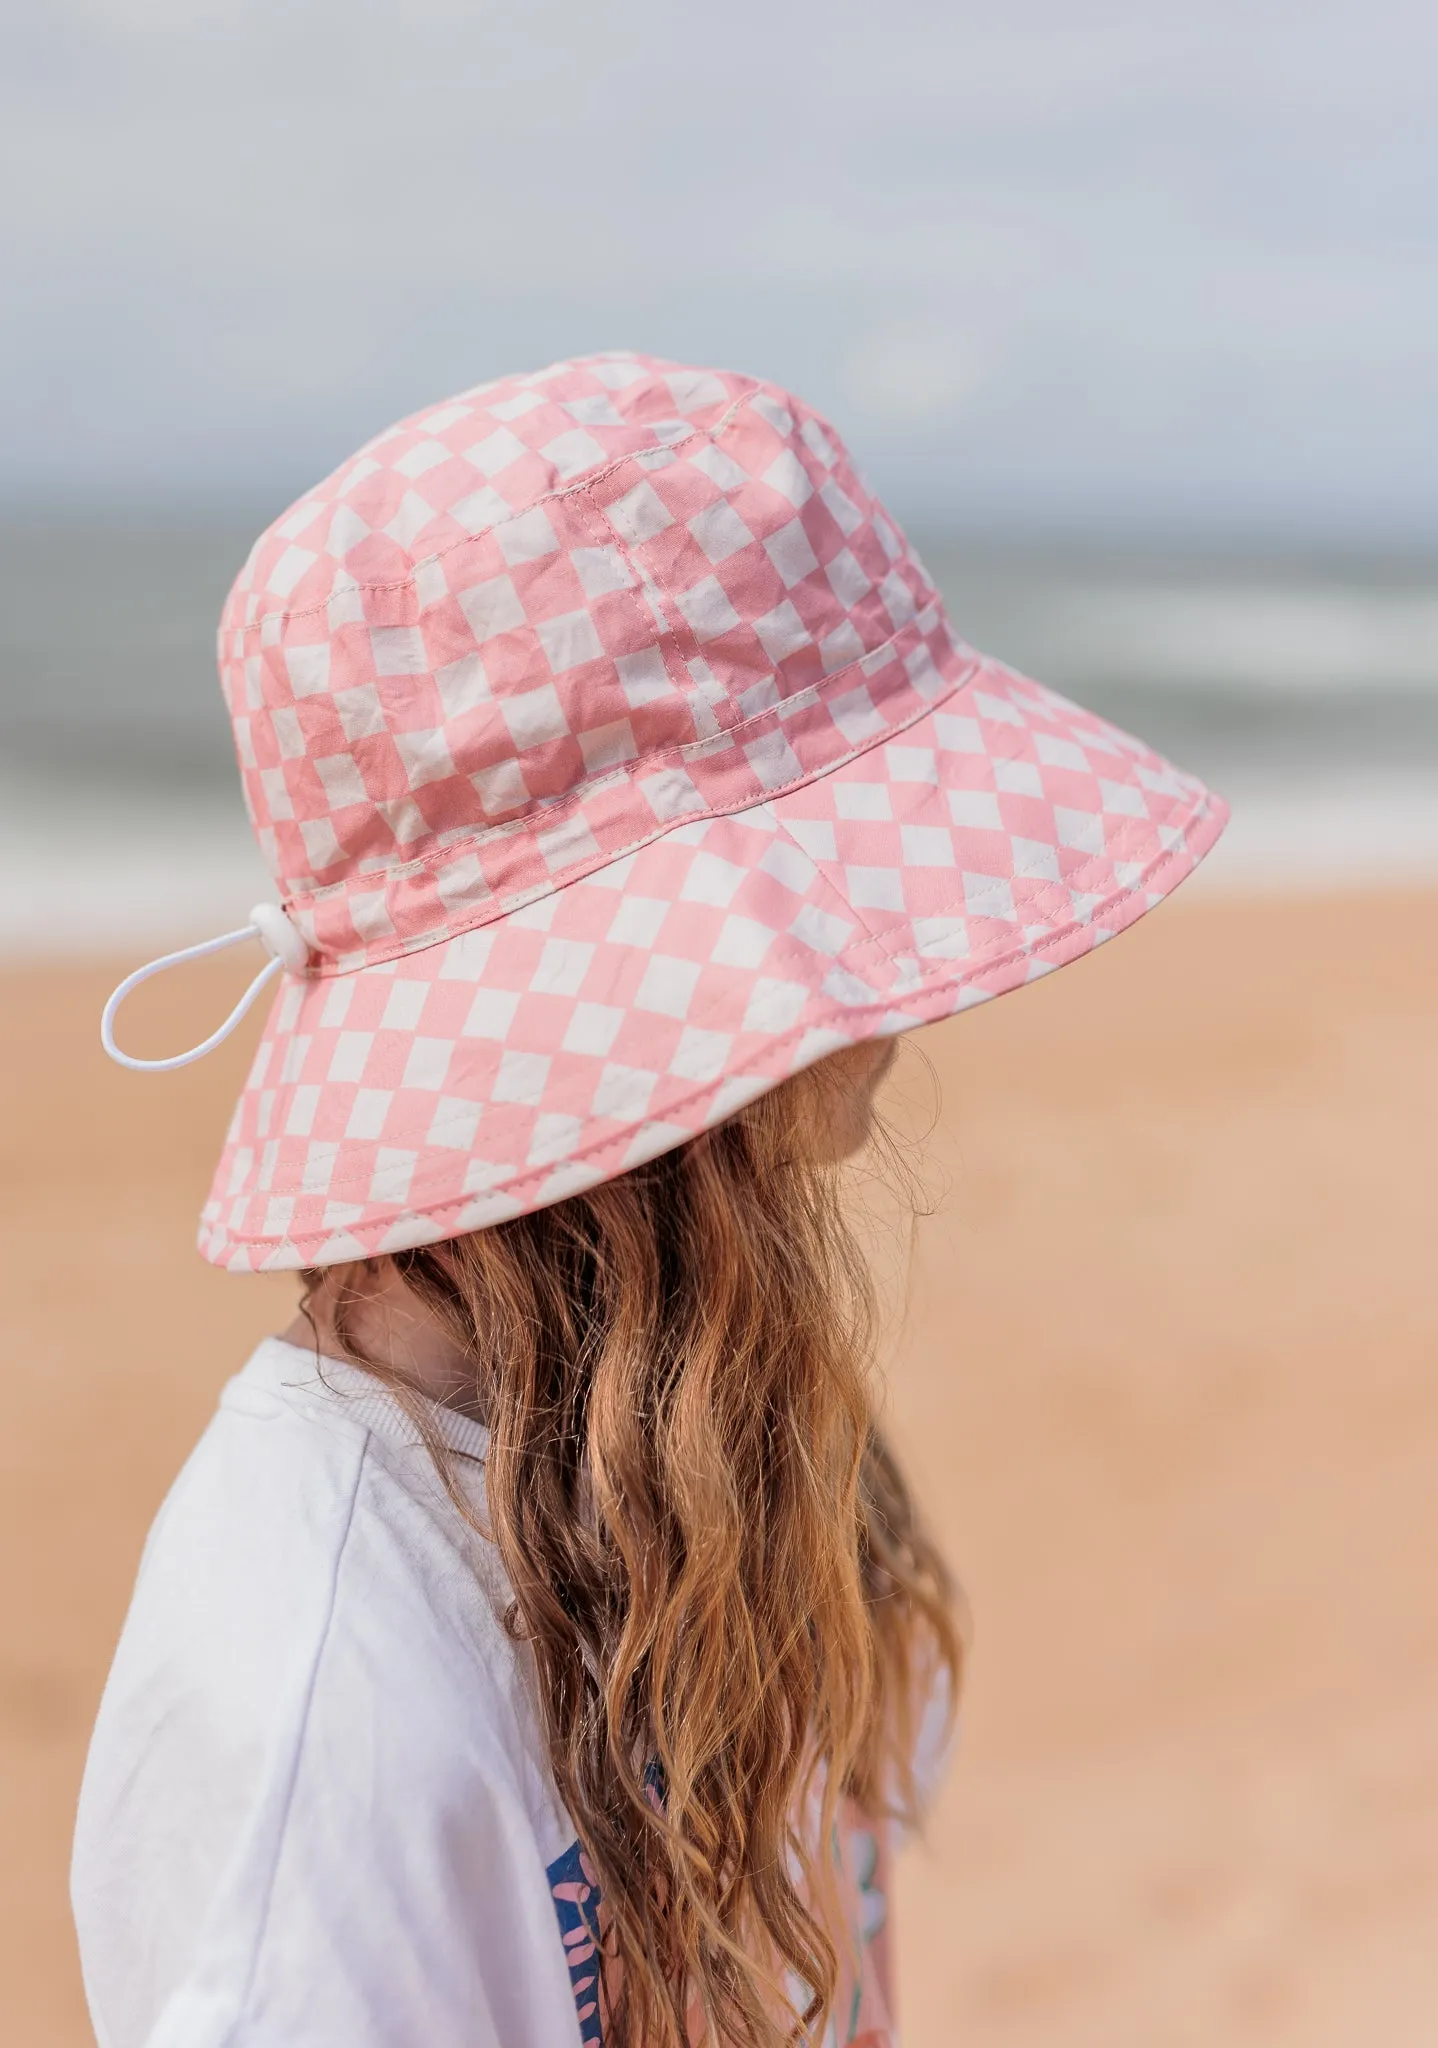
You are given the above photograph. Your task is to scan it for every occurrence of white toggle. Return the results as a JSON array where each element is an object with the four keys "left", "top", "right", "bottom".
[
  {"left": 250, "top": 901, "right": 309, "bottom": 972},
  {"left": 100, "top": 905, "right": 309, "bottom": 1073}
]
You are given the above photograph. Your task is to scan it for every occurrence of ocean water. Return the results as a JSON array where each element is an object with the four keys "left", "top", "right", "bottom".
[{"left": 1, "top": 518, "right": 1434, "bottom": 952}]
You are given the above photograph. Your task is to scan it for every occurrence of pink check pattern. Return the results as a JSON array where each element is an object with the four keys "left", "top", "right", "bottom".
[{"left": 201, "top": 354, "right": 1226, "bottom": 1270}]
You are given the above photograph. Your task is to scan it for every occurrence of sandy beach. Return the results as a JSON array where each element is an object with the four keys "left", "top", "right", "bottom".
[{"left": 3, "top": 886, "right": 1435, "bottom": 2046}]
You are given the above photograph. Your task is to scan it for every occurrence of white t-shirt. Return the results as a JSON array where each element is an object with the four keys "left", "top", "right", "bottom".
[{"left": 73, "top": 1338, "right": 914, "bottom": 2047}]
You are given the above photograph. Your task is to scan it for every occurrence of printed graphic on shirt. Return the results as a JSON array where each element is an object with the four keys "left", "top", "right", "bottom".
[
  {"left": 546, "top": 1837, "right": 605, "bottom": 2044},
  {"left": 544, "top": 1807, "right": 895, "bottom": 2046}
]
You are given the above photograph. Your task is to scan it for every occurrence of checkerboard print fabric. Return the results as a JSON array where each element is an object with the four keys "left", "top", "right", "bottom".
[{"left": 201, "top": 353, "right": 1226, "bottom": 1270}]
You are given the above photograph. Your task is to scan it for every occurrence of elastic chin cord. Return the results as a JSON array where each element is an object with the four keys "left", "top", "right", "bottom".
[{"left": 100, "top": 904, "right": 308, "bottom": 1073}]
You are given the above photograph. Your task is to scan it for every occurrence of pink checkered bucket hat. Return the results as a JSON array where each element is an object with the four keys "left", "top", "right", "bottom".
[{"left": 101, "top": 354, "right": 1227, "bottom": 1273}]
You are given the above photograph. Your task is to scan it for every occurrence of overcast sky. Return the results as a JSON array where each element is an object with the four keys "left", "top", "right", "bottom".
[{"left": 6, "top": 0, "right": 1436, "bottom": 538}]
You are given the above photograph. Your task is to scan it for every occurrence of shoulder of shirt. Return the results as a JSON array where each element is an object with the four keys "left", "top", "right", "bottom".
[
  {"left": 177, "top": 1335, "right": 506, "bottom": 1617},
  {"left": 220, "top": 1333, "right": 491, "bottom": 1462},
  {"left": 129, "top": 1337, "right": 560, "bottom": 1821}
]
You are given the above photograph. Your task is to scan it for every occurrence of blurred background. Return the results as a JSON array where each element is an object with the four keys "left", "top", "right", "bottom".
[{"left": 2, "top": 1, "right": 1434, "bottom": 2042}]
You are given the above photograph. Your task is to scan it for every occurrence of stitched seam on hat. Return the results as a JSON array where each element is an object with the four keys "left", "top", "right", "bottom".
[
  {"left": 226, "top": 788, "right": 1224, "bottom": 1228},
  {"left": 763, "top": 731, "right": 1206, "bottom": 970},
  {"left": 286, "top": 614, "right": 967, "bottom": 928},
  {"left": 813, "top": 786, "right": 1219, "bottom": 978},
  {"left": 575, "top": 473, "right": 710, "bottom": 737},
  {"left": 589, "top": 469, "right": 726, "bottom": 687},
  {"left": 294, "top": 652, "right": 986, "bottom": 975},
  {"left": 278, "top": 597, "right": 951, "bottom": 928}
]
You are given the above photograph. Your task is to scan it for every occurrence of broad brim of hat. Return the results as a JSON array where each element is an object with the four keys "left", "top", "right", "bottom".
[{"left": 201, "top": 657, "right": 1227, "bottom": 1272}]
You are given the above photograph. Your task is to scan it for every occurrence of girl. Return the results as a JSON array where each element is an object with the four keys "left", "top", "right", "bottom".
[{"left": 78, "top": 353, "right": 1226, "bottom": 2047}]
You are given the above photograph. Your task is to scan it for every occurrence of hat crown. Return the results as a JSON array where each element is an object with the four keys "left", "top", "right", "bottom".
[{"left": 221, "top": 354, "right": 957, "bottom": 972}]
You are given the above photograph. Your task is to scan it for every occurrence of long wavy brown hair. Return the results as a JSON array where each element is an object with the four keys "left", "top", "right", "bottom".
[{"left": 317, "top": 1054, "right": 960, "bottom": 2046}]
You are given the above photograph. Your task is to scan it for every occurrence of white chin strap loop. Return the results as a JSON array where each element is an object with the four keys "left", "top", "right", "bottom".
[{"left": 100, "top": 905, "right": 308, "bottom": 1073}]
